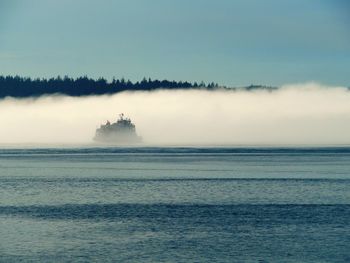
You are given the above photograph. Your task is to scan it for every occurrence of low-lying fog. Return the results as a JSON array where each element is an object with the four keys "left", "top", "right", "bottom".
[{"left": 0, "top": 83, "right": 350, "bottom": 146}]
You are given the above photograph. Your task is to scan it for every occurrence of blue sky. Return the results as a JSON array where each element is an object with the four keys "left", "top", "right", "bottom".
[{"left": 0, "top": 0, "right": 349, "bottom": 86}]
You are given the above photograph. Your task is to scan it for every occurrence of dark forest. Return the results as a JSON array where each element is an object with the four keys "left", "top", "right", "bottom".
[{"left": 0, "top": 75, "right": 221, "bottom": 98}]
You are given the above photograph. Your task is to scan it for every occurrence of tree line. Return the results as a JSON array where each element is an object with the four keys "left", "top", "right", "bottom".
[{"left": 0, "top": 75, "right": 220, "bottom": 98}]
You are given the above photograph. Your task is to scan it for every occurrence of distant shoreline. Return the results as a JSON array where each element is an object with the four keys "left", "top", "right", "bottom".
[{"left": 0, "top": 75, "right": 276, "bottom": 99}]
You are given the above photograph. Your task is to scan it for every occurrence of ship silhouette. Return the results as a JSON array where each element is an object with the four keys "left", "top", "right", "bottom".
[{"left": 94, "top": 113, "right": 142, "bottom": 144}]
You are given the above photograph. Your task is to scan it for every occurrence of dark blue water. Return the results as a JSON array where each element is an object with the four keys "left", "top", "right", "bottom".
[{"left": 0, "top": 147, "right": 349, "bottom": 262}]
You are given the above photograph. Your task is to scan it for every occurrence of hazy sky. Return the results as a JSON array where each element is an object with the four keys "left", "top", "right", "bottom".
[{"left": 0, "top": 0, "right": 349, "bottom": 86}]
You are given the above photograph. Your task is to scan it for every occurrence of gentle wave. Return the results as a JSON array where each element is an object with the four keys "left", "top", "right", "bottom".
[{"left": 1, "top": 146, "right": 350, "bottom": 156}]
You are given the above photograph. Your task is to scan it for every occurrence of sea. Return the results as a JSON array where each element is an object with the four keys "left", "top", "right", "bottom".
[{"left": 0, "top": 146, "right": 349, "bottom": 262}]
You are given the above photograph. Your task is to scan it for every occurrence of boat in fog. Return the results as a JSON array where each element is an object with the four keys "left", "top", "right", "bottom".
[{"left": 94, "top": 113, "right": 142, "bottom": 144}]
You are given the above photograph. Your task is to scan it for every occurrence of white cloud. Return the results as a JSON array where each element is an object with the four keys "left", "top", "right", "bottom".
[{"left": 0, "top": 83, "right": 349, "bottom": 145}]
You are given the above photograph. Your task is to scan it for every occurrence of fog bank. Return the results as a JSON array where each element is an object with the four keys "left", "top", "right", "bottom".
[{"left": 0, "top": 83, "right": 350, "bottom": 145}]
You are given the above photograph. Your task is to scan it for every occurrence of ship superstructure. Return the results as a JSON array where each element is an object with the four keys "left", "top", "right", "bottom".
[{"left": 94, "top": 113, "right": 142, "bottom": 143}]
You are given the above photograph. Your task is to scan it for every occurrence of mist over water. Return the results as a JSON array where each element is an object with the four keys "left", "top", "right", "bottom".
[{"left": 0, "top": 83, "right": 350, "bottom": 145}]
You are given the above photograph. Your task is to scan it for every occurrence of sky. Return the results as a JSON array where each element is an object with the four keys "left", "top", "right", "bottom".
[{"left": 0, "top": 0, "right": 349, "bottom": 86}]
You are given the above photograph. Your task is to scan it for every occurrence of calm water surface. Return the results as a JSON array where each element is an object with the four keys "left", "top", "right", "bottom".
[{"left": 0, "top": 147, "right": 349, "bottom": 262}]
